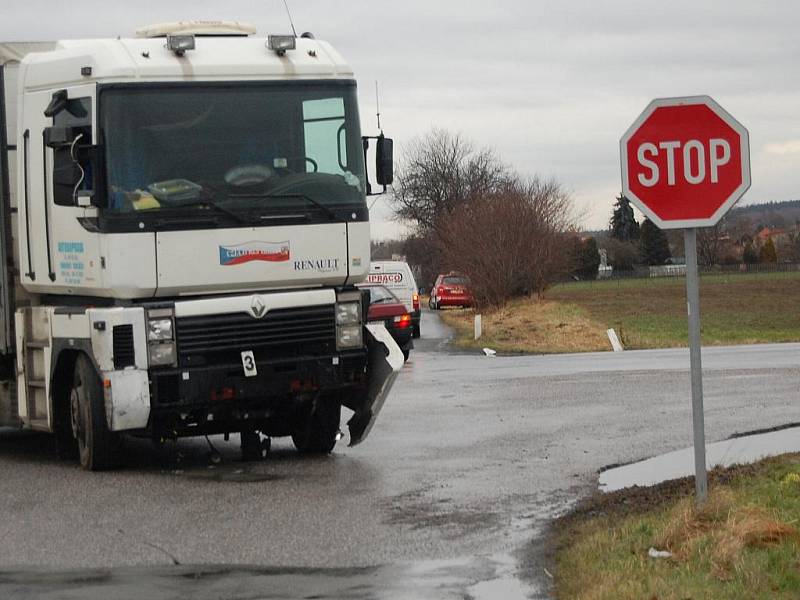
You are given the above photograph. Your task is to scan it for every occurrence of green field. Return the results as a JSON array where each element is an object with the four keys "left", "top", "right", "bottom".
[
  {"left": 439, "top": 271, "right": 800, "bottom": 353},
  {"left": 547, "top": 271, "right": 800, "bottom": 349},
  {"left": 553, "top": 454, "right": 800, "bottom": 600}
]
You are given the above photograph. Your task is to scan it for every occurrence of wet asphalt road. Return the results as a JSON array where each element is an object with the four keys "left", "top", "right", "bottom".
[{"left": 1, "top": 309, "right": 799, "bottom": 599}]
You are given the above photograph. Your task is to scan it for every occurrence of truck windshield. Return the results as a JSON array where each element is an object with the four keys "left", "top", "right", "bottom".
[{"left": 100, "top": 82, "right": 366, "bottom": 217}]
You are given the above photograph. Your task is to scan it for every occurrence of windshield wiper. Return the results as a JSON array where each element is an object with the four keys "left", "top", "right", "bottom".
[
  {"left": 173, "top": 200, "right": 251, "bottom": 224},
  {"left": 228, "top": 193, "right": 341, "bottom": 222}
]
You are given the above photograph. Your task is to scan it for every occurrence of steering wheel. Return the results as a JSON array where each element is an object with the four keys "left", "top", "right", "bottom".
[
  {"left": 304, "top": 157, "right": 318, "bottom": 173},
  {"left": 224, "top": 164, "right": 274, "bottom": 187}
]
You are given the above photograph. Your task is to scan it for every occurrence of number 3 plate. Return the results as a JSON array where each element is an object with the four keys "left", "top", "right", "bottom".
[{"left": 241, "top": 350, "right": 257, "bottom": 377}]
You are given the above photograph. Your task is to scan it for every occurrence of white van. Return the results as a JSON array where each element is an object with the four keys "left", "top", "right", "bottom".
[{"left": 366, "top": 261, "right": 421, "bottom": 337}]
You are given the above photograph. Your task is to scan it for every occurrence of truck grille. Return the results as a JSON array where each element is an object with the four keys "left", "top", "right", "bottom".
[{"left": 174, "top": 305, "right": 336, "bottom": 366}]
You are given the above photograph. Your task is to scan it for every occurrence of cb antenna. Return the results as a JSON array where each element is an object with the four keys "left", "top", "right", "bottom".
[
  {"left": 281, "top": 0, "right": 298, "bottom": 37},
  {"left": 375, "top": 80, "right": 382, "bottom": 133}
]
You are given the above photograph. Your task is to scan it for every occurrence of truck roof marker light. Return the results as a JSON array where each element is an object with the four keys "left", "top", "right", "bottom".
[
  {"left": 267, "top": 35, "right": 296, "bottom": 56},
  {"left": 167, "top": 34, "right": 195, "bottom": 56},
  {"left": 137, "top": 21, "right": 257, "bottom": 38}
]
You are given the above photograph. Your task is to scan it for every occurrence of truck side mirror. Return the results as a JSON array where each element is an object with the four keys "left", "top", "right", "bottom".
[
  {"left": 376, "top": 135, "right": 394, "bottom": 186},
  {"left": 44, "top": 125, "right": 74, "bottom": 149},
  {"left": 44, "top": 125, "right": 104, "bottom": 207},
  {"left": 362, "top": 133, "right": 394, "bottom": 195},
  {"left": 43, "top": 89, "right": 68, "bottom": 118},
  {"left": 52, "top": 148, "right": 83, "bottom": 206}
]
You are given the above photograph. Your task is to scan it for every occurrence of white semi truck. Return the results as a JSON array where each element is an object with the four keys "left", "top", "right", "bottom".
[{"left": 0, "top": 22, "right": 403, "bottom": 470}]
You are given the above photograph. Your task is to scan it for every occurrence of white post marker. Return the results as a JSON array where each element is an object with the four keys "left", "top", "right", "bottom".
[
  {"left": 474, "top": 314, "right": 482, "bottom": 340},
  {"left": 620, "top": 96, "right": 750, "bottom": 505},
  {"left": 607, "top": 329, "right": 624, "bottom": 352}
]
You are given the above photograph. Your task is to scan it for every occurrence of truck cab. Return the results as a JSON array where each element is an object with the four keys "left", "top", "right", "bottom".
[{"left": 0, "top": 22, "right": 402, "bottom": 469}]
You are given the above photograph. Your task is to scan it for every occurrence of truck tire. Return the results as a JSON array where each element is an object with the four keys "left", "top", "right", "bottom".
[
  {"left": 70, "top": 354, "right": 116, "bottom": 471},
  {"left": 291, "top": 395, "right": 341, "bottom": 454}
]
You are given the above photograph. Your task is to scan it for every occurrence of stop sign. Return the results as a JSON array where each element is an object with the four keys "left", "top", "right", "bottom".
[{"left": 620, "top": 96, "right": 750, "bottom": 229}]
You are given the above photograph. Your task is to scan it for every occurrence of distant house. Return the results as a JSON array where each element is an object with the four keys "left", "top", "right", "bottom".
[{"left": 756, "top": 227, "right": 790, "bottom": 244}]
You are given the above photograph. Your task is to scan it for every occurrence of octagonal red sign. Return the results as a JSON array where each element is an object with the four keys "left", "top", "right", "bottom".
[{"left": 620, "top": 96, "right": 750, "bottom": 229}]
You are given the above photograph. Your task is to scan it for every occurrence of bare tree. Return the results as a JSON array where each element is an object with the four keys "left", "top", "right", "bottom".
[
  {"left": 393, "top": 129, "right": 509, "bottom": 234},
  {"left": 401, "top": 232, "right": 441, "bottom": 292},
  {"left": 781, "top": 232, "right": 800, "bottom": 262},
  {"left": 370, "top": 239, "right": 406, "bottom": 260},
  {"left": 696, "top": 223, "right": 724, "bottom": 266},
  {"left": 437, "top": 177, "right": 576, "bottom": 308}
]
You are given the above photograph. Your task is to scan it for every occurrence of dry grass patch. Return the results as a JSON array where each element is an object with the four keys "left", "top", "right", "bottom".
[
  {"left": 655, "top": 489, "right": 798, "bottom": 580},
  {"left": 552, "top": 454, "right": 800, "bottom": 600},
  {"left": 436, "top": 272, "right": 800, "bottom": 354},
  {"left": 438, "top": 297, "right": 609, "bottom": 354}
]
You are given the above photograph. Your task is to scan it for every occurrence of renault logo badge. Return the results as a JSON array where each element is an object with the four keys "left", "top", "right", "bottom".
[{"left": 250, "top": 296, "right": 267, "bottom": 318}]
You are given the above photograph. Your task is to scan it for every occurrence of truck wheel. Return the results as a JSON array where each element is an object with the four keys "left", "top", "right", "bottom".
[
  {"left": 54, "top": 422, "right": 78, "bottom": 460},
  {"left": 291, "top": 395, "right": 341, "bottom": 454},
  {"left": 70, "top": 354, "right": 116, "bottom": 471}
]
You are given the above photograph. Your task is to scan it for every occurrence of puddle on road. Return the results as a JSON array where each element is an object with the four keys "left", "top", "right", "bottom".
[
  {"left": 183, "top": 467, "right": 287, "bottom": 483},
  {"left": 600, "top": 425, "right": 800, "bottom": 492},
  {"left": 0, "top": 557, "right": 543, "bottom": 600},
  {"left": 0, "top": 513, "right": 566, "bottom": 600},
  {"left": 466, "top": 552, "right": 538, "bottom": 600}
]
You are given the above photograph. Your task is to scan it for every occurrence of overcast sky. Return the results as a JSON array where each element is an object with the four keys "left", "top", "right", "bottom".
[{"left": 2, "top": 0, "right": 798, "bottom": 238}]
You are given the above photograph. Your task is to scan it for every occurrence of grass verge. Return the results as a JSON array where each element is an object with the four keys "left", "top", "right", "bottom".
[
  {"left": 437, "top": 297, "right": 609, "bottom": 354},
  {"left": 439, "top": 271, "right": 800, "bottom": 353},
  {"left": 552, "top": 454, "right": 800, "bottom": 599},
  {"left": 549, "top": 271, "right": 800, "bottom": 349}
]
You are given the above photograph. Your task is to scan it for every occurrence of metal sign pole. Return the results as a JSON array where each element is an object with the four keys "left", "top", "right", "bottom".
[{"left": 684, "top": 227, "right": 708, "bottom": 505}]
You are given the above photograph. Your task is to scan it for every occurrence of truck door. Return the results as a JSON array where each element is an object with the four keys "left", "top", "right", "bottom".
[{"left": 18, "top": 83, "right": 101, "bottom": 293}]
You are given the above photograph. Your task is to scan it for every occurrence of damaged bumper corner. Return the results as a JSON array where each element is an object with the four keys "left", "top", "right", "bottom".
[{"left": 346, "top": 322, "right": 404, "bottom": 446}]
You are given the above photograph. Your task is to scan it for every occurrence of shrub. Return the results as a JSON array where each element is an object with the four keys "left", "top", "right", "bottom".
[
  {"left": 574, "top": 237, "right": 601, "bottom": 280},
  {"left": 437, "top": 178, "right": 575, "bottom": 308}
]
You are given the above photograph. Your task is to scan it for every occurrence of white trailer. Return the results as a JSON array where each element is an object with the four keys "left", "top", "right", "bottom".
[{"left": 0, "top": 22, "right": 402, "bottom": 469}]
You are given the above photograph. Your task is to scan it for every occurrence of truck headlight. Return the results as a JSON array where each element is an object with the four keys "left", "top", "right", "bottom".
[
  {"left": 336, "top": 302, "right": 361, "bottom": 325},
  {"left": 147, "top": 318, "right": 174, "bottom": 341},
  {"left": 337, "top": 325, "right": 363, "bottom": 349},
  {"left": 147, "top": 308, "right": 176, "bottom": 366},
  {"left": 149, "top": 341, "right": 176, "bottom": 366}
]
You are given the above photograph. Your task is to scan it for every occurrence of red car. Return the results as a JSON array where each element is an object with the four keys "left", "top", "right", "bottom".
[
  {"left": 429, "top": 273, "right": 472, "bottom": 309},
  {"left": 359, "top": 284, "right": 414, "bottom": 361}
]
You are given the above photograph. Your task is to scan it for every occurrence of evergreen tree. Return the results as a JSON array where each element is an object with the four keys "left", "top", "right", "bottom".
[
  {"left": 609, "top": 195, "right": 640, "bottom": 242},
  {"left": 742, "top": 241, "right": 758, "bottom": 264},
  {"left": 575, "top": 237, "right": 601, "bottom": 280},
  {"left": 759, "top": 237, "right": 778, "bottom": 263},
  {"left": 639, "top": 218, "right": 671, "bottom": 265}
]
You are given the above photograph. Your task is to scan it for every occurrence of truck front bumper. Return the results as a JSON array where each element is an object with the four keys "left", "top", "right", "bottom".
[{"left": 147, "top": 350, "right": 367, "bottom": 437}]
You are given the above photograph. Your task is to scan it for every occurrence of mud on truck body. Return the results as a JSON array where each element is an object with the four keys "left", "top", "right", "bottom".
[{"left": 0, "top": 22, "right": 402, "bottom": 470}]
